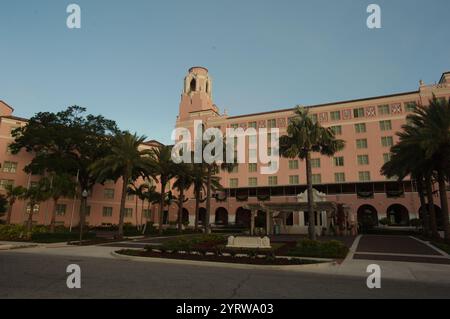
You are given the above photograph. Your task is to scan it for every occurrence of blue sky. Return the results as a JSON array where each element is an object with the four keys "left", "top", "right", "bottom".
[{"left": 1, "top": 0, "right": 449, "bottom": 143}]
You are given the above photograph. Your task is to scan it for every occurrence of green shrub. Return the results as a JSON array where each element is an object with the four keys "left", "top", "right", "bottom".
[
  {"left": 0, "top": 225, "right": 27, "bottom": 241},
  {"left": 379, "top": 217, "right": 390, "bottom": 226},
  {"left": 288, "top": 239, "right": 348, "bottom": 259}
]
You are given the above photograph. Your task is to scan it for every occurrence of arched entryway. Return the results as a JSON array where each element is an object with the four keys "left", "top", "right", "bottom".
[
  {"left": 357, "top": 205, "right": 378, "bottom": 231},
  {"left": 198, "top": 207, "right": 207, "bottom": 225},
  {"left": 215, "top": 207, "right": 229, "bottom": 225},
  {"left": 387, "top": 204, "right": 410, "bottom": 226},
  {"left": 182, "top": 208, "right": 189, "bottom": 225},
  {"left": 235, "top": 207, "right": 251, "bottom": 227}
]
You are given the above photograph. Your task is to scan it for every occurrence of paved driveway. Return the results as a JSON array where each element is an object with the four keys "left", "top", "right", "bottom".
[{"left": 354, "top": 235, "right": 450, "bottom": 264}]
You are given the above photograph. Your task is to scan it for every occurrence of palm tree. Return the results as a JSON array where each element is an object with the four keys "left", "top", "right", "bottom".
[
  {"left": 280, "top": 106, "right": 345, "bottom": 240},
  {"left": 47, "top": 174, "right": 77, "bottom": 233},
  {"left": 404, "top": 97, "right": 450, "bottom": 240},
  {"left": 141, "top": 184, "right": 160, "bottom": 230},
  {"left": 191, "top": 163, "right": 209, "bottom": 230},
  {"left": 21, "top": 180, "right": 51, "bottom": 239},
  {"left": 90, "top": 132, "right": 152, "bottom": 238},
  {"left": 128, "top": 183, "right": 144, "bottom": 230},
  {"left": 148, "top": 145, "right": 177, "bottom": 234},
  {"left": 172, "top": 163, "right": 194, "bottom": 231},
  {"left": 3, "top": 184, "right": 27, "bottom": 225}
]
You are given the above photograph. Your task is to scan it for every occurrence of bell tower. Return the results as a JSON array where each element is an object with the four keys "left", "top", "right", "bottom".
[{"left": 178, "top": 67, "right": 219, "bottom": 120}]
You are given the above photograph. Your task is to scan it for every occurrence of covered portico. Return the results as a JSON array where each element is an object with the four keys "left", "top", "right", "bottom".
[{"left": 245, "top": 201, "right": 337, "bottom": 235}]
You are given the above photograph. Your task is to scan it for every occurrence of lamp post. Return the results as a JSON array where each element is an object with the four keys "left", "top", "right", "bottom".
[{"left": 79, "top": 189, "right": 88, "bottom": 245}]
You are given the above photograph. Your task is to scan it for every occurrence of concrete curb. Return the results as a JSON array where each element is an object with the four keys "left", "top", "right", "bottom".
[
  {"left": 110, "top": 251, "right": 336, "bottom": 272},
  {"left": 410, "top": 236, "right": 450, "bottom": 258},
  {"left": 0, "top": 244, "right": 38, "bottom": 251}
]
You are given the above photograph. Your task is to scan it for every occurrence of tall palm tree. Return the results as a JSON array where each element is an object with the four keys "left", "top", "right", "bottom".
[
  {"left": 3, "top": 184, "right": 27, "bottom": 225},
  {"left": 90, "top": 132, "right": 152, "bottom": 238},
  {"left": 21, "top": 180, "right": 51, "bottom": 239},
  {"left": 172, "top": 163, "right": 194, "bottom": 231},
  {"left": 191, "top": 163, "right": 209, "bottom": 230},
  {"left": 148, "top": 145, "right": 177, "bottom": 234},
  {"left": 47, "top": 174, "right": 77, "bottom": 233},
  {"left": 406, "top": 97, "right": 450, "bottom": 240},
  {"left": 127, "top": 183, "right": 144, "bottom": 230},
  {"left": 280, "top": 106, "right": 345, "bottom": 240},
  {"left": 141, "top": 184, "right": 160, "bottom": 229}
]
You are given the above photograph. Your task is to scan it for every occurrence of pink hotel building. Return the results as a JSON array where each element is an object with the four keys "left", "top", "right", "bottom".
[{"left": 1, "top": 67, "right": 450, "bottom": 234}]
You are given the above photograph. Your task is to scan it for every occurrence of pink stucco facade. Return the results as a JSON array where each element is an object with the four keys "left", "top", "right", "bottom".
[{"left": 1, "top": 68, "right": 450, "bottom": 233}]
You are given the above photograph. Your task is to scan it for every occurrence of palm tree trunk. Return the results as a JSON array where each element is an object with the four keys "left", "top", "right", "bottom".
[
  {"left": 140, "top": 199, "right": 144, "bottom": 232},
  {"left": 50, "top": 198, "right": 58, "bottom": 233},
  {"left": 6, "top": 200, "right": 14, "bottom": 225},
  {"left": 305, "top": 152, "right": 316, "bottom": 240},
  {"left": 416, "top": 178, "right": 429, "bottom": 236},
  {"left": 159, "top": 179, "right": 166, "bottom": 235},
  {"left": 26, "top": 202, "right": 34, "bottom": 240},
  {"left": 425, "top": 176, "right": 439, "bottom": 238},
  {"left": 118, "top": 175, "right": 128, "bottom": 239},
  {"left": 178, "top": 187, "right": 184, "bottom": 232},
  {"left": 135, "top": 194, "right": 139, "bottom": 231},
  {"left": 205, "top": 166, "right": 212, "bottom": 234},
  {"left": 194, "top": 192, "right": 200, "bottom": 230},
  {"left": 437, "top": 170, "right": 449, "bottom": 242}
]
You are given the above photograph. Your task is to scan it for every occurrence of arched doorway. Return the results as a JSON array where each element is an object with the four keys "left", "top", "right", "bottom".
[
  {"left": 215, "top": 207, "right": 228, "bottom": 225},
  {"left": 182, "top": 208, "right": 189, "bottom": 225},
  {"left": 357, "top": 205, "right": 378, "bottom": 231},
  {"left": 235, "top": 207, "right": 251, "bottom": 228},
  {"left": 387, "top": 204, "right": 410, "bottom": 226},
  {"left": 198, "top": 207, "right": 207, "bottom": 225}
]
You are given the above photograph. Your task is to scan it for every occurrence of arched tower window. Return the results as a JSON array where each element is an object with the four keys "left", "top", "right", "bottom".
[
  {"left": 190, "top": 78, "right": 197, "bottom": 92},
  {"left": 206, "top": 81, "right": 209, "bottom": 93}
]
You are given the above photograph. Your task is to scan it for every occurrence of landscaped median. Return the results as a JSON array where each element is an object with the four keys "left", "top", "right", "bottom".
[
  {"left": 114, "top": 234, "right": 347, "bottom": 266},
  {"left": 0, "top": 224, "right": 96, "bottom": 243}
]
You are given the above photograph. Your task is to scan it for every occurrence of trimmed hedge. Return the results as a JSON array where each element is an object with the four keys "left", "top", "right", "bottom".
[
  {"left": 287, "top": 239, "right": 348, "bottom": 259},
  {"left": 0, "top": 224, "right": 95, "bottom": 243}
]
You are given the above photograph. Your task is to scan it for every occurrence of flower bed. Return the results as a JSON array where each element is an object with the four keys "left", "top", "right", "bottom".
[
  {"left": 116, "top": 249, "right": 321, "bottom": 266},
  {"left": 115, "top": 234, "right": 324, "bottom": 265}
]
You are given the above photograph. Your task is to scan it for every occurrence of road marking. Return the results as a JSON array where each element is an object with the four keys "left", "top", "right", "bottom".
[{"left": 343, "top": 234, "right": 362, "bottom": 264}]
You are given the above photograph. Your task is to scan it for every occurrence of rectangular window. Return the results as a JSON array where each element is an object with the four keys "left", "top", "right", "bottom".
[
  {"left": 0, "top": 179, "right": 14, "bottom": 190},
  {"left": 358, "top": 171, "right": 371, "bottom": 182},
  {"left": 356, "top": 139, "right": 368, "bottom": 149},
  {"left": 126, "top": 194, "right": 135, "bottom": 201},
  {"left": 330, "top": 111, "right": 341, "bottom": 121},
  {"left": 357, "top": 154, "right": 369, "bottom": 165},
  {"left": 267, "top": 147, "right": 272, "bottom": 156},
  {"left": 333, "top": 157, "right": 344, "bottom": 167},
  {"left": 381, "top": 136, "right": 394, "bottom": 147},
  {"left": 104, "top": 188, "right": 115, "bottom": 199},
  {"left": 354, "top": 123, "right": 366, "bottom": 133},
  {"left": 378, "top": 104, "right": 390, "bottom": 115},
  {"left": 405, "top": 101, "right": 417, "bottom": 112},
  {"left": 143, "top": 209, "right": 151, "bottom": 218},
  {"left": 229, "top": 178, "right": 239, "bottom": 188},
  {"left": 334, "top": 172, "right": 345, "bottom": 183},
  {"left": 288, "top": 160, "right": 299, "bottom": 169},
  {"left": 268, "top": 176, "right": 278, "bottom": 186},
  {"left": 2, "top": 161, "right": 18, "bottom": 173},
  {"left": 330, "top": 125, "right": 342, "bottom": 135},
  {"left": 102, "top": 207, "right": 113, "bottom": 217},
  {"left": 248, "top": 121, "right": 257, "bottom": 129},
  {"left": 249, "top": 149, "right": 257, "bottom": 160},
  {"left": 56, "top": 204, "right": 67, "bottom": 216},
  {"left": 353, "top": 108, "right": 365, "bottom": 118},
  {"left": 248, "top": 163, "right": 257, "bottom": 173},
  {"left": 267, "top": 119, "right": 277, "bottom": 128},
  {"left": 230, "top": 123, "right": 239, "bottom": 129},
  {"left": 289, "top": 175, "right": 299, "bottom": 185},
  {"left": 311, "top": 114, "right": 318, "bottom": 123},
  {"left": 383, "top": 153, "right": 392, "bottom": 163},
  {"left": 231, "top": 165, "right": 239, "bottom": 173},
  {"left": 311, "top": 158, "right": 321, "bottom": 168},
  {"left": 379, "top": 120, "right": 392, "bottom": 131},
  {"left": 312, "top": 174, "right": 321, "bottom": 184},
  {"left": 124, "top": 208, "right": 133, "bottom": 218},
  {"left": 248, "top": 177, "right": 258, "bottom": 187}
]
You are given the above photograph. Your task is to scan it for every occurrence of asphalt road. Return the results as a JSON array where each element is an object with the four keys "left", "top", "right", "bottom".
[{"left": 1, "top": 251, "right": 449, "bottom": 299}]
